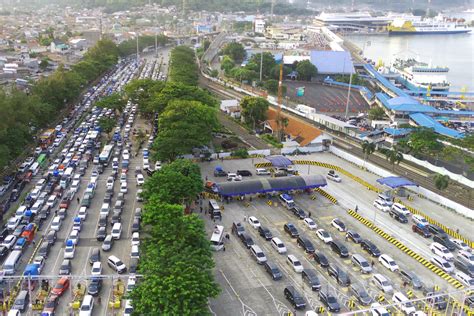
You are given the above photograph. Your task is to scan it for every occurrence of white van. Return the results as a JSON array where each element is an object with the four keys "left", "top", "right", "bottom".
[
  {"left": 15, "top": 206, "right": 27, "bottom": 219},
  {"left": 100, "top": 203, "right": 110, "bottom": 216},
  {"left": 64, "top": 167, "right": 74, "bottom": 178},
  {"left": 287, "top": 254, "right": 303, "bottom": 273},
  {"left": 30, "top": 188, "right": 41, "bottom": 201},
  {"left": 412, "top": 215, "right": 429, "bottom": 226},
  {"left": 455, "top": 270, "right": 474, "bottom": 287},
  {"left": 377, "top": 193, "right": 393, "bottom": 206},
  {"left": 130, "top": 245, "right": 139, "bottom": 259},
  {"left": 80, "top": 295, "right": 94, "bottom": 316},
  {"left": 3, "top": 250, "right": 22, "bottom": 275},
  {"left": 250, "top": 245, "right": 267, "bottom": 264},
  {"left": 29, "top": 162, "right": 40, "bottom": 176},
  {"left": 270, "top": 237, "right": 287, "bottom": 254},
  {"left": 51, "top": 216, "right": 62, "bottom": 231},
  {"left": 372, "top": 274, "right": 393, "bottom": 293},
  {"left": 392, "top": 292, "right": 416, "bottom": 315},
  {"left": 431, "top": 255, "right": 454, "bottom": 273},
  {"left": 391, "top": 203, "right": 410, "bottom": 216},
  {"left": 430, "top": 242, "right": 454, "bottom": 261}
]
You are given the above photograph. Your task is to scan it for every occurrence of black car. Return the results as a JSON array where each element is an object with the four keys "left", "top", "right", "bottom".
[
  {"left": 319, "top": 290, "right": 340, "bottom": 312},
  {"left": 131, "top": 218, "right": 140, "bottom": 233},
  {"left": 264, "top": 261, "right": 282, "bottom": 280},
  {"left": 232, "top": 222, "right": 245, "bottom": 236},
  {"left": 87, "top": 279, "right": 102, "bottom": 296},
  {"left": 258, "top": 226, "right": 273, "bottom": 240},
  {"left": 297, "top": 236, "right": 315, "bottom": 254},
  {"left": 98, "top": 215, "right": 108, "bottom": 228},
  {"left": 412, "top": 225, "right": 432, "bottom": 238},
  {"left": 103, "top": 193, "right": 113, "bottom": 204},
  {"left": 0, "top": 228, "right": 9, "bottom": 240},
  {"left": 361, "top": 239, "right": 381, "bottom": 257},
  {"left": 346, "top": 230, "right": 362, "bottom": 243},
  {"left": 96, "top": 227, "right": 107, "bottom": 242},
  {"left": 236, "top": 170, "right": 252, "bottom": 177},
  {"left": 350, "top": 284, "right": 372, "bottom": 306},
  {"left": 291, "top": 207, "right": 306, "bottom": 219},
  {"left": 0, "top": 245, "right": 9, "bottom": 261},
  {"left": 284, "top": 286, "right": 306, "bottom": 309},
  {"left": 111, "top": 212, "right": 121, "bottom": 225},
  {"left": 38, "top": 242, "right": 50, "bottom": 258},
  {"left": 313, "top": 252, "right": 329, "bottom": 268},
  {"left": 59, "top": 259, "right": 71, "bottom": 275},
  {"left": 426, "top": 292, "right": 448, "bottom": 310},
  {"left": 465, "top": 295, "right": 474, "bottom": 308},
  {"left": 453, "top": 259, "right": 474, "bottom": 278},
  {"left": 328, "top": 264, "right": 351, "bottom": 286},
  {"left": 214, "top": 169, "right": 227, "bottom": 177},
  {"left": 330, "top": 241, "right": 349, "bottom": 258},
  {"left": 89, "top": 248, "right": 101, "bottom": 265},
  {"left": 390, "top": 211, "right": 408, "bottom": 223},
  {"left": 427, "top": 224, "right": 448, "bottom": 237},
  {"left": 239, "top": 233, "right": 254, "bottom": 249},
  {"left": 302, "top": 269, "right": 321, "bottom": 291},
  {"left": 284, "top": 223, "right": 299, "bottom": 238},
  {"left": 45, "top": 230, "right": 57, "bottom": 245},
  {"left": 433, "top": 235, "right": 456, "bottom": 251}
]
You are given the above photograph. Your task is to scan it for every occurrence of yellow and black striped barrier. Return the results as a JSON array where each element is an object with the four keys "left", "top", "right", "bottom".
[
  {"left": 310, "top": 195, "right": 317, "bottom": 200},
  {"left": 317, "top": 306, "right": 325, "bottom": 313},
  {"left": 347, "top": 209, "right": 464, "bottom": 290},
  {"left": 254, "top": 162, "right": 272, "bottom": 168},
  {"left": 314, "top": 188, "right": 337, "bottom": 204},
  {"left": 202, "top": 191, "right": 219, "bottom": 200},
  {"left": 377, "top": 294, "right": 385, "bottom": 302},
  {"left": 406, "top": 290, "right": 414, "bottom": 299},
  {"left": 347, "top": 299, "right": 356, "bottom": 310},
  {"left": 395, "top": 199, "right": 474, "bottom": 249},
  {"left": 267, "top": 200, "right": 272, "bottom": 206}
]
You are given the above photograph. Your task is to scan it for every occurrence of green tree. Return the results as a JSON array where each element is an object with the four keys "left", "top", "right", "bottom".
[
  {"left": 220, "top": 55, "right": 235, "bottom": 74},
  {"left": 168, "top": 46, "right": 199, "bottom": 86},
  {"left": 98, "top": 117, "right": 115, "bottom": 135},
  {"left": 296, "top": 60, "right": 317, "bottom": 81},
  {"left": 202, "top": 39, "right": 211, "bottom": 51},
  {"left": 408, "top": 128, "right": 443, "bottom": 157},
  {"left": 385, "top": 146, "right": 404, "bottom": 171},
  {"left": 142, "top": 159, "right": 202, "bottom": 204},
  {"left": 124, "top": 79, "right": 165, "bottom": 115},
  {"left": 368, "top": 107, "right": 386, "bottom": 120},
  {"left": 230, "top": 67, "right": 258, "bottom": 82},
  {"left": 130, "top": 199, "right": 219, "bottom": 315},
  {"left": 434, "top": 173, "right": 449, "bottom": 191},
  {"left": 361, "top": 140, "right": 376, "bottom": 165},
  {"left": 221, "top": 42, "right": 246, "bottom": 63},
  {"left": 247, "top": 52, "right": 276, "bottom": 79},
  {"left": 152, "top": 100, "right": 217, "bottom": 161},
  {"left": 39, "top": 58, "right": 49, "bottom": 71},
  {"left": 240, "top": 96, "right": 269, "bottom": 130},
  {"left": 270, "top": 64, "right": 292, "bottom": 80},
  {"left": 264, "top": 79, "right": 286, "bottom": 95},
  {"left": 95, "top": 92, "right": 126, "bottom": 114}
]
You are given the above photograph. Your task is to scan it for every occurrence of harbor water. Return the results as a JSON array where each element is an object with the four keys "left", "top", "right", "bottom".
[{"left": 347, "top": 32, "right": 474, "bottom": 91}]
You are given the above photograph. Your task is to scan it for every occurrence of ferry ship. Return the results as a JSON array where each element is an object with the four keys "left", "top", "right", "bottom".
[
  {"left": 391, "top": 59, "right": 450, "bottom": 92},
  {"left": 388, "top": 17, "right": 471, "bottom": 35}
]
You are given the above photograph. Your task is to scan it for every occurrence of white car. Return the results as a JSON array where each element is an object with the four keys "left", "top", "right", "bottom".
[
  {"left": 64, "top": 241, "right": 76, "bottom": 259},
  {"left": 450, "top": 239, "right": 470, "bottom": 252},
  {"left": 91, "top": 262, "right": 102, "bottom": 276},
  {"left": 412, "top": 214, "right": 429, "bottom": 226},
  {"left": 90, "top": 171, "right": 99, "bottom": 183},
  {"left": 378, "top": 254, "right": 399, "bottom": 272},
  {"left": 331, "top": 218, "right": 346, "bottom": 232},
  {"left": 46, "top": 195, "right": 58, "bottom": 207},
  {"left": 256, "top": 168, "right": 271, "bottom": 175},
  {"left": 7, "top": 217, "right": 20, "bottom": 230},
  {"left": 227, "top": 173, "right": 242, "bottom": 182},
  {"left": 78, "top": 207, "right": 87, "bottom": 221},
  {"left": 430, "top": 242, "right": 454, "bottom": 261},
  {"left": 131, "top": 232, "right": 140, "bottom": 246},
  {"left": 106, "top": 177, "right": 114, "bottom": 190},
  {"left": 316, "top": 229, "right": 333, "bottom": 243},
  {"left": 287, "top": 254, "right": 304, "bottom": 273},
  {"left": 69, "top": 230, "right": 80, "bottom": 245},
  {"left": 111, "top": 223, "right": 122, "bottom": 240},
  {"left": 458, "top": 250, "right": 474, "bottom": 265},
  {"left": 371, "top": 303, "right": 389, "bottom": 316},
  {"left": 373, "top": 199, "right": 390, "bottom": 212},
  {"left": 154, "top": 161, "right": 162, "bottom": 171},
  {"left": 2, "top": 235, "right": 17, "bottom": 249},
  {"left": 303, "top": 218, "right": 317, "bottom": 230},
  {"left": 126, "top": 276, "right": 136, "bottom": 293},
  {"left": 131, "top": 245, "right": 139, "bottom": 259},
  {"left": 248, "top": 216, "right": 261, "bottom": 229},
  {"left": 33, "top": 256, "right": 45, "bottom": 274},
  {"left": 431, "top": 255, "right": 454, "bottom": 273},
  {"left": 455, "top": 270, "right": 474, "bottom": 287},
  {"left": 136, "top": 174, "right": 144, "bottom": 186},
  {"left": 71, "top": 180, "right": 81, "bottom": 194},
  {"left": 270, "top": 237, "right": 287, "bottom": 254},
  {"left": 326, "top": 171, "right": 341, "bottom": 182},
  {"left": 120, "top": 182, "right": 128, "bottom": 193}
]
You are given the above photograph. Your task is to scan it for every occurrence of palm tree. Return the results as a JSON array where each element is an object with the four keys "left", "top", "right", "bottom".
[
  {"left": 434, "top": 174, "right": 449, "bottom": 191},
  {"left": 361, "top": 141, "right": 376, "bottom": 167},
  {"left": 385, "top": 146, "right": 404, "bottom": 171}
]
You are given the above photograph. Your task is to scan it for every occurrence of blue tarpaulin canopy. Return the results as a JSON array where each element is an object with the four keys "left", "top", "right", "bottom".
[
  {"left": 265, "top": 155, "right": 293, "bottom": 168},
  {"left": 377, "top": 177, "right": 418, "bottom": 188},
  {"left": 23, "top": 264, "right": 39, "bottom": 276}
]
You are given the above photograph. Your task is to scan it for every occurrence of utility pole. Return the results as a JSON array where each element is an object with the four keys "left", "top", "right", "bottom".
[
  {"left": 345, "top": 72, "right": 353, "bottom": 119},
  {"left": 136, "top": 33, "right": 139, "bottom": 64},
  {"left": 155, "top": 32, "right": 158, "bottom": 56},
  {"left": 277, "top": 53, "right": 284, "bottom": 141},
  {"left": 99, "top": 14, "right": 103, "bottom": 40},
  {"left": 270, "top": 0, "right": 275, "bottom": 21},
  {"left": 259, "top": 52, "right": 263, "bottom": 82}
]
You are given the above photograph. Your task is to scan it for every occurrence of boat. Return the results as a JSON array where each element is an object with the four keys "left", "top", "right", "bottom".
[
  {"left": 391, "top": 58, "right": 450, "bottom": 92},
  {"left": 388, "top": 16, "right": 471, "bottom": 35}
]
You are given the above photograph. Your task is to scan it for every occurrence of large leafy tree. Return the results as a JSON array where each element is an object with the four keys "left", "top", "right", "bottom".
[
  {"left": 368, "top": 107, "right": 386, "bottom": 120},
  {"left": 124, "top": 79, "right": 165, "bottom": 116},
  {"left": 408, "top": 127, "right": 443, "bottom": 157},
  {"left": 142, "top": 159, "right": 202, "bottom": 205},
  {"left": 95, "top": 92, "right": 126, "bottom": 114},
  {"left": 434, "top": 173, "right": 449, "bottom": 191},
  {"left": 221, "top": 42, "right": 246, "bottom": 63},
  {"left": 220, "top": 55, "right": 235, "bottom": 74},
  {"left": 361, "top": 140, "right": 376, "bottom": 165},
  {"left": 296, "top": 60, "right": 317, "bottom": 81},
  {"left": 385, "top": 146, "right": 404, "bottom": 171},
  {"left": 246, "top": 52, "right": 276, "bottom": 79},
  {"left": 130, "top": 199, "right": 219, "bottom": 315},
  {"left": 168, "top": 46, "right": 199, "bottom": 86},
  {"left": 240, "top": 96, "right": 270, "bottom": 130},
  {"left": 152, "top": 100, "right": 217, "bottom": 161}
]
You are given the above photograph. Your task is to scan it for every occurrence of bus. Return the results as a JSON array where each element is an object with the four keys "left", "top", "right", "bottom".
[
  {"left": 99, "top": 144, "right": 114, "bottom": 166},
  {"left": 210, "top": 225, "right": 224, "bottom": 251},
  {"left": 208, "top": 199, "right": 221, "bottom": 220},
  {"left": 36, "top": 154, "right": 47, "bottom": 167}
]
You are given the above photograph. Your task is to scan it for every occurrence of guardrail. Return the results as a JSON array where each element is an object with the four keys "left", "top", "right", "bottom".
[{"left": 347, "top": 209, "right": 464, "bottom": 290}]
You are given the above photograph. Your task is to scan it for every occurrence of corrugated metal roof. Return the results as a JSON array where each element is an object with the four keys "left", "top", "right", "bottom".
[{"left": 409, "top": 113, "right": 464, "bottom": 139}]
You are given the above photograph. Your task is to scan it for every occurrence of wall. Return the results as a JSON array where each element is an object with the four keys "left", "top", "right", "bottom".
[{"left": 330, "top": 146, "right": 474, "bottom": 219}]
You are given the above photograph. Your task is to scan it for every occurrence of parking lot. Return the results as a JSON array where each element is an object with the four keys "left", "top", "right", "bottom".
[
  {"left": 202, "top": 155, "right": 473, "bottom": 315},
  {"left": 0, "top": 49, "right": 169, "bottom": 315}
]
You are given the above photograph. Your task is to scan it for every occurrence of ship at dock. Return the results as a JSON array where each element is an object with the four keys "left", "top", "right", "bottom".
[
  {"left": 388, "top": 15, "right": 471, "bottom": 35},
  {"left": 390, "top": 58, "right": 450, "bottom": 92}
]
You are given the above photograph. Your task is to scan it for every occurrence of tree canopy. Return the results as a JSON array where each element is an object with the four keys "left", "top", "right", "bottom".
[
  {"left": 368, "top": 107, "right": 386, "bottom": 120},
  {"left": 168, "top": 46, "right": 199, "bottom": 86},
  {"left": 124, "top": 79, "right": 165, "bottom": 115},
  {"left": 95, "top": 92, "right": 126, "bottom": 113},
  {"left": 221, "top": 42, "right": 246, "bottom": 64},
  {"left": 240, "top": 96, "right": 269, "bottom": 130},
  {"left": 296, "top": 60, "right": 318, "bottom": 81},
  {"left": 152, "top": 100, "right": 217, "bottom": 161}
]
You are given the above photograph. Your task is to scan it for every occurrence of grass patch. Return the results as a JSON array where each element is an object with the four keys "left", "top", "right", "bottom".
[{"left": 261, "top": 134, "right": 283, "bottom": 148}]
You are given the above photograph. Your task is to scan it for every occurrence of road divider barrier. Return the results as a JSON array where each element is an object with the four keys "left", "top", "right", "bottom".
[
  {"left": 347, "top": 209, "right": 464, "bottom": 289},
  {"left": 314, "top": 188, "right": 337, "bottom": 204}
]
